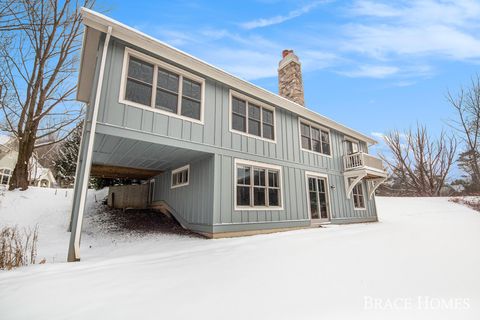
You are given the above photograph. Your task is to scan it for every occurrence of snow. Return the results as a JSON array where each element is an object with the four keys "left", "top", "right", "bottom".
[{"left": 0, "top": 188, "right": 479, "bottom": 319}]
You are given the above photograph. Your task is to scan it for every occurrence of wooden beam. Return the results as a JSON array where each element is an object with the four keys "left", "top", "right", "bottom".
[{"left": 91, "top": 164, "right": 161, "bottom": 179}]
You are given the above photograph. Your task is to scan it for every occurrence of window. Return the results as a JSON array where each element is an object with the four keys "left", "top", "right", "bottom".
[
  {"left": 0, "top": 168, "right": 12, "bottom": 185},
  {"left": 345, "top": 139, "right": 359, "bottom": 155},
  {"left": 171, "top": 165, "right": 189, "bottom": 188},
  {"left": 122, "top": 49, "right": 204, "bottom": 122},
  {"left": 351, "top": 180, "right": 365, "bottom": 209},
  {"left": 230, "top": 92, "right": 275, "bottom": 141},
  {"left": 300, "top": 121, "right": 331, "bottom": 156},
  {"left": 235, "top": 160, "right": 282, "bottom": 209}
]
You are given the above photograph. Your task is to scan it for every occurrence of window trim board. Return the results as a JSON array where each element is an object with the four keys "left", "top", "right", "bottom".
[
  {"left": 298, "top": 117, "right": 333, "bottom": 158},
  {"left": 170, "top": 164, "right": 190, "bottom": 189},
  {"left": 119, "top": 47, "right": 206, "bottom": 125},
  {"left": 233, "top": 158, "right": 284, "bottom": 211},
  {"left": 229, "top": 90, "right": 278, "bottom": 143}
]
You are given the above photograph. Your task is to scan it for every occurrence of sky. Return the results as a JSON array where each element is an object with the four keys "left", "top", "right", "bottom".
[{"left": 98, "top": 0, "right": 480, "bottom": 159}]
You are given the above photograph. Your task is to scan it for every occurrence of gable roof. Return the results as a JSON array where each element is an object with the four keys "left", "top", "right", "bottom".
[{"left": 78, "top": 8, "right": 377, "bottom": 145}]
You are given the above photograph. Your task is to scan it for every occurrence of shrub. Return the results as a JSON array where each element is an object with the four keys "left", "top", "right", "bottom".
[{"left": 0, "top": 226, "right": 39, "bottom": 270}]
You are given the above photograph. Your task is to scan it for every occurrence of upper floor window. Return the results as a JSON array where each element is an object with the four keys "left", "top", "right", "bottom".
[
  {"left": 235, "top": 159, "right": 282, "bottom": 210},
  {"left": 171, "top": 165, "right": 189, "bottom": 188},
  {"left": 122, "top": 48, "right": 204, "bottom": 123},
  {"left": 300, "top": 121, "right": 331, "bottom": 156},
  {"left": 230, "top": 91, "right": 275, "bottom": 141},
  {"left": 345, "top": 138, "right": 360, "bottom": 155}
]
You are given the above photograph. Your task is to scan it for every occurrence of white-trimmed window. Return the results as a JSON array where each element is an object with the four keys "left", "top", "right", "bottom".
[
  {"left": 351, "top": 180, "right": 365, "bottom": 209},
  {"left": 121, "top": 48, "right": 205, "bottom": 123},
  {"left": 171, "top": 165, "right": 189, "bottom": 188},
  {"left": 300, "top": 120, "right": 331, "bottom": 156},
  {"left": 230, "top": 91, "right": 275, "bottom": 141},
  {"left": 235, "top": 159, "right": 282, "bottom": 210},
  {"left": 0, "top": 168, "right": 12, "bottom": 185}
]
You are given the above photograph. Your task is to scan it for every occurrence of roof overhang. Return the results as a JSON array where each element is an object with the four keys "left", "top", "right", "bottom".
[{"left": 78, "top": 8, "right": 377, "bottom": 145}]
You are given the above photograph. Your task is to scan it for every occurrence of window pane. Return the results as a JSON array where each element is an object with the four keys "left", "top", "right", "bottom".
[
  {"left": 232, "top": 114, "right": 246, "bottom": 132},
  {"left": 237, "top": 186, "right": 250, "bottom": 206},
  {"left": 237, "top": 166, "right": 250, "bottom": 185},
  {"left": 248, "top": 119, "right": 261, "bottom": 136},
  {"left": 156, "top": 89, "right": 178, "bottom": 113},
  {"left": 321, "top": 131, "right": 329, "bottom": 143},
  {"left": 263, "top": 124, "right": 274, "bottom": 140},
  {"left": 181, "top": 97, "right": 201, "bottom": 120},
  {"left": 318, "top": 179, "right": 325, "bottom": 193},
  {"left": 301, "top": 136, "right": 311, "bottom": 150},
  {"left": 128, "top": 58, "right": 153, "bottom": 84},
  {"left": 254, "top": 169, "right": 265, "bottom": 186},
  {"left": 126, "top": 79, "right": 152, "bottom": 106},
  {"left": 268, "top": 171, "right": 279, "bottom": 188},
  {"left": 300, "top": 123, "right": 310, "bottom": 137},
  {"left": 183, "top": 78, "right": 201, "bottom": 100},
  {"left": 311, "top": 127, "right": 320, "bottom": 141},
  {"left": 253, "top": 187, "right": 266, "bottom": 206},
  {"left": 232, "top": 97, "right": 246, "bottom": 115},
  {"left": 322, "top": 142, "right": 330, "bottom": 155},
  {"left": 184, "top": 170, "right": 188, "bottom": 183},
  {"left": 248, "top": 104, "right": 261, "bottom": 120},
  {"left": 268, "top": 188, "right": 279, "bottom": 206},
  {"left": 1, "top": 176, "right": 8, "bottom": 185},
  {"left": 310, "top": 191, "right": 319, "bottom": 219},
  {"left": 157, "top": 68, "right": 179, "bottom": 92},
  {"left": 308, "top": 177, "right": 317, "bottom": 191},
  {"left": 262, "top": 109, "right": 274, "bottom": 125},
  {"left": 312, "top": 139, "right": 321, "bottom": 153}
]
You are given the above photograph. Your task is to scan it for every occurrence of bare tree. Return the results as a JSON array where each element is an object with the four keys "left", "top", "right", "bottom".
[
  {"left": 380, "top": 125, "right": 457, "bottom": 196},
  {"left": 448, "top": 75, "right": 480, "bottom": 191},
  {"left": 0, "top": 0, "right": 92, "bottom": 190}
]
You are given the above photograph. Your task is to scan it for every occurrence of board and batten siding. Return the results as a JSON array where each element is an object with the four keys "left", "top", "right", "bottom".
[
  {"left": 154, "top": 155, "right": 215, "bottom": 231},
  {"left": 91, "top": 36, "right": 377, "bottom": 229}
]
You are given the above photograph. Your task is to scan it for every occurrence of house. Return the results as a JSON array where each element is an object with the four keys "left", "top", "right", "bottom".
[
  {"left": 0, "top": 135, "right": 57, "bottom": 188},
  {"left": 68, "top": 8, "right": 387, "bottom": 261}
]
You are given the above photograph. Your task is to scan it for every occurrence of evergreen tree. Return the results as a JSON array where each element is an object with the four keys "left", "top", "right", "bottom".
[{"left": 52, "top": 123, "right": 83, "bottom": 187}]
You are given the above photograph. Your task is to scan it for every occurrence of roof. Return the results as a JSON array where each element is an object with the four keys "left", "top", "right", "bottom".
[{"left": 78, "top": 8, "right": 377, "bottom": 145}]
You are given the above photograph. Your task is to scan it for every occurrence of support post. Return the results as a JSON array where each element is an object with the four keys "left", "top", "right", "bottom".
[{"left": 68, "top": 26, "right": 112, "bottom": 262}]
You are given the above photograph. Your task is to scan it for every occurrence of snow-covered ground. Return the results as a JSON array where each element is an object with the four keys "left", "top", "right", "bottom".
[{"left": 0, "top": 187, "right": 479, "bottom": 319}]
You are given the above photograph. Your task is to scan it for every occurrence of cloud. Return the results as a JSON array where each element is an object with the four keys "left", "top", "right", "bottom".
[
  {"left": 240, "top": 1, "right": 327, "bottom": 30},
  {"left": 343, "top": 1, "right": 480, "bottom": 61},
  {"left": 339, "top": 65, "right": 399, "bottom": 78}
]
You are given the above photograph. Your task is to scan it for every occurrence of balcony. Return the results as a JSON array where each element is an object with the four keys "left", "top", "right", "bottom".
[
  {"left": 344, "top": 152, "right": 386, "bottom": 176},
  {"left": 343, "top": 152, "right": 387, "bottom": 199}
]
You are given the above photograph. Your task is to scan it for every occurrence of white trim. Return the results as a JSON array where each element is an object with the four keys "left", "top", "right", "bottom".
[
  {"left": 304, "top": 171, "right": 332, "bottom": 223},
  {"left": 170, "top": 164, "right": 190, "bottom": 189},
  {"left": 298, "top": 117, "right": 333, "bottom": 158},
  {"left": 80, "top": 8, "right": 377, "bottom": 145},
  {"left": 228, "top": 90, "right": 277, "bottom": 143},
  {"left": 69, "top": 25, "right": 112, "bottom": 262},
  {"left": 233, "top": 158, "right": 284, "bottom": 211},
  {"left": 119, "top": 47, "right": 206, "bottom": 125}
]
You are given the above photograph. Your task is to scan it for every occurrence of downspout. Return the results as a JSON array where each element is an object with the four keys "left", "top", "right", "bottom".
[{"left": 67, "top": 26, "right": 112, "bottom": 262}]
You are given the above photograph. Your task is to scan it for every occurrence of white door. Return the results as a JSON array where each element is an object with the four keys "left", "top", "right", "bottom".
[{"left": 307, "top": 176, "right": 329, "bottom": 222}]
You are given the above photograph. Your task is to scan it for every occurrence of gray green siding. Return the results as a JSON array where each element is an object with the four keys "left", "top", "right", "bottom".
[{"left": 90, "top": 36, "right": 378, "bottom": 233}]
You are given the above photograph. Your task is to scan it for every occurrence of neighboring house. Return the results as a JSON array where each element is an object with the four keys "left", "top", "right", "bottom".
[
  {"left": 68, "top": 9, "right": 387, "bottom": 261},
  {"left": 0, "top": 135, "right": 57, "bottom": 188}
]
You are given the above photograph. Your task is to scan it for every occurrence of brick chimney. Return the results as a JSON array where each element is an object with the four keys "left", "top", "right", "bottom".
[{"left": 278, "top": 49, "right": 305, "bottom": 106}]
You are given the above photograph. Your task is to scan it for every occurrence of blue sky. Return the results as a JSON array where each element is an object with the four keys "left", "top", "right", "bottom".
[{"left": 96, "top": 0, "right": 480, "bottom": 157}]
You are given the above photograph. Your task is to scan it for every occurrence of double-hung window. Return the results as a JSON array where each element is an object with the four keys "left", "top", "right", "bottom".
[
  {"left": 171, "top": 165, "right": 189, "bottom": 188},
  {"left": 351, "top": 179, "right": 365, "bottom": 209},
  {"left": 0, "top": 168, "right": 12, "bottom": 185},
  {"left": 231, "top": 92, "right": 275, "bottom": 141},
  {"left": 122, "top": 48, "right": 204, "bottom": 122},
  {"left": 300, "top": 120, "right": 331, "bottom": 156},
  {"left": 235, "top": 160, "right": 282, "bottom": 209}
]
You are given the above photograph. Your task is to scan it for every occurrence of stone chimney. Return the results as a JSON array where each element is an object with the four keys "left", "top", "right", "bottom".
[{"left": 278, "top": 49, "right": 305, "bottom": 106}]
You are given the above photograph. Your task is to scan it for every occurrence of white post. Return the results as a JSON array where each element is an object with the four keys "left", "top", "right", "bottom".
[{"left": 67, "top": 26, "right": 112, "bottom": 262}]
